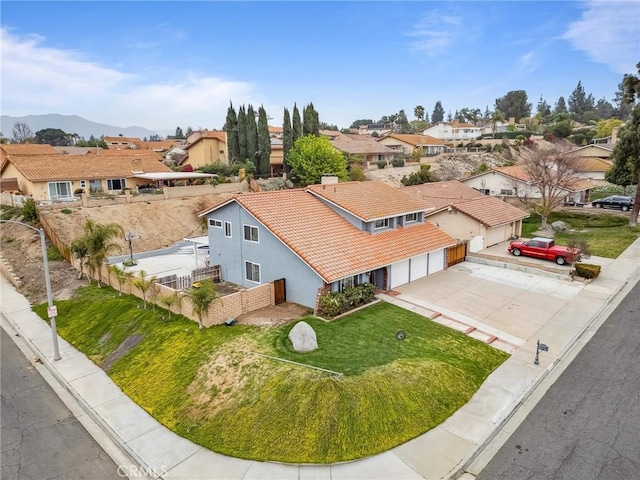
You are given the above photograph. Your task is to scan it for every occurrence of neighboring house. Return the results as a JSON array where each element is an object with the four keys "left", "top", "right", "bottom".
[
  {"left": 377, "top": 134, "right": 447, "bottom": 156},
  {"left": 0, "top": 143, "right": 58, "bottom": 163},
  {"left": 1, "top": 154, "right": 173, "bottom": 201},
  {"left": 199, "top": 181, "right": 456, "bottom": 309},
  {"left": 183, "top": 130, "right": 227, "bottom": 168},
  {"left": 357, "top": 123, "right": 394, "bottom": 136},
  {"left": 54, "top": 146, "right": 105, "bottom": 155},
  {"left": 268, "top": 126, "right": 283, "bottom": 139},
  {"left": 142, "top": 140, "right": 184, "bottom": 152},
  {"left": 328, "top": 133, "right": 395, "bottom": 165},
  {"left": 571, "top": 157, "right": 613, "bottom": 185},
  {"left": 103, "top": 136, "right": 144, "bottom": 149},
  {"left": 269, "top": 138, "right": 284, "bottom": 176},
  {"left": 461, "top": 166, "right": 593, "bottom": 205},
  {"left": 561, "top": 144, "right": 613, "bottom": 159},
  {"left": 0, "top": 177, "right": 20, "bottom": 193},
  {"left": 404, "top": 181, "right": 529, "bottom": 252},
  {"left": 85, "top": 149, "right": 163, "bottom": 161},
  {"left": 423, "top": 121, "right": 482, "bottom": 142}
]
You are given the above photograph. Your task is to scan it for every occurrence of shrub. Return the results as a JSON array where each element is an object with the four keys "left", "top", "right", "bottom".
[
  {"left": 348, "top": 165, "right": 366, "bottom": 181},
  {"left": 391, "top": 157, "right": 405, "bottom": 168},
  {"left": 61, "top": 208, "right": 72, "bottom": 214},
  {"left": 376, "top": 160, "right": 387, "bottom": 169},
  {"left": 318, "top": 283, "right": 376, "bottom": 317},
  {"left": 47, "top": 245, "right": 63, "bottom": 261},
  {"left": 574, "top": 263, "right": 601, "bottom": 279},
  {"left": 22, "top": 198, "right": 38, "bottom": 223},
  {"left": 401, "top": 164, "right": 437, "bottom": 186}
]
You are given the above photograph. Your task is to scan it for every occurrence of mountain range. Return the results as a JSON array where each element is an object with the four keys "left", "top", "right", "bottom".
[{"left": 1, "top": 114, "right": 168, "bottom": 140}]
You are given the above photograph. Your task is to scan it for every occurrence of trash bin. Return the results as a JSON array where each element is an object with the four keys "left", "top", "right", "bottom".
[{"left": 224, "top": 318, "right": 236, "bottom": 326}]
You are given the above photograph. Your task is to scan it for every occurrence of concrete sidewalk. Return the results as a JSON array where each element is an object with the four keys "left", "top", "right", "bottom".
[{"left": 1, "top": 237, "right": 639, "bottom": 480}]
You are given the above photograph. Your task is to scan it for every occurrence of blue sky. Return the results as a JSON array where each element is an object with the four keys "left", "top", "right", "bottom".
[{"left": 1, "top": 1, "right": 638, "bottom": 134}]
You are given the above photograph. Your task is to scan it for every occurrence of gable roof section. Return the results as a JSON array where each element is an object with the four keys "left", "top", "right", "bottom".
[
  {"left": 380, "top": 134, "right": 447, "bottom": 146},
  {"left": 204, "top": 189, "right": 456, "bottom": 283},
  {"left": 1, "top": 144, "right": 58, "bottom": 156},
  {"left": 466, "top": 167, "right": 592, "bottom": 193},
  {"left": 330, "top": 136, "right": 395, "bottom": 155},
  {"left": 4, "top": 154, "right": 172, "bottom": 182},
  {"left": 185, "top": 131, "right": 226, "bottom": 150},
  {"left": 574, "top": 157, "right": 613, "bottom": 172},
  {"left": 404, "top": 180, "right": 487, "bottom": 210},
  {"left": 562, "top": 144, "right": 613, "bottom": 156},
  {"left": 306, "top": 181, "right": 428, "bottom": 221}
]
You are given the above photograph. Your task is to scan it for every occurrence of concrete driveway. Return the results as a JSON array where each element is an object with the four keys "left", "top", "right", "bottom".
[{"left": 394, "top": 261, "right": 587, "bottom": 347}]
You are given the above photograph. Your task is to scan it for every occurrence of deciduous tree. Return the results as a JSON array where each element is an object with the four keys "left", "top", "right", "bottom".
[
  {"left": 287, "top": 135, "right": 347, "bottom": 186},
  {"left": 12, "top": 122, "right": 33, "bottom": 143}
]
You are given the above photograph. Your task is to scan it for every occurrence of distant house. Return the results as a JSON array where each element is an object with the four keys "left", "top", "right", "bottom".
[
  {"left": 357, "top": 123, "right": 394, "bottom": 136},
  {"left": 103, "top": 136, "right": 144, "bottom": 149},
  {"left": 461, "top": 166, "right": 593, "bottom": 205},
  {"left": 404, "top": 180, "right": 529, "bottom": 252},
  {"left": 182, "top": 130, "right": 227, "bottom": 169},
  {"left": 561, "top": 144, "right": 613, "bottom": 159},
  {"left": 1, "top": 153, "right": 172, "bottom": 201},
  {"left": 199, "top": 181, "right": 456, "bottom": 309},
  {"left": 268, "top": 126, "right": 283, "bottom": 139},
  {"left": 423, "top": 121, "right": 482, "bottom": 142},
  {"left": 0, "top": 143, "right": 58, "bottom": 163},
  {"left": 570, "top": 157, "right": 613, "bottom": 185},
  {"left": 377, "top": 134, "right": 447, "bottom": 156},
  {"left": 269, "top": 138, "right": 284, "bottom": 176},
  {"left": 327, "top": 132, "right": 395, "bottom": 165}
]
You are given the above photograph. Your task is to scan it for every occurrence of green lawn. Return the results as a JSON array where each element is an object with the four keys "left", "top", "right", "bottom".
[
  {"left": 522, "top": 211, "right": 640, "bottom": 258},
  {"left": 36, "top": 287, "right": 507, "bottom": 463}
]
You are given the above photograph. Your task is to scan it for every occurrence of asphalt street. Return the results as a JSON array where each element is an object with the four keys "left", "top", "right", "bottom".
[
  {"left": 1, "top": 327, "right": 121, "bottom": 480},
  {"left": 478, "top": 280, "right": 640, "bottom": 480}
]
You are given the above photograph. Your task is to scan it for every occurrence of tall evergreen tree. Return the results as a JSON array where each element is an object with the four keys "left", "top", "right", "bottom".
[
  {"left": 554, "top": 96, "right": 568, "bottom": 114},
  {"left": 568, "top": 81, "right": 595, "bottom": 122},
  {"left": 282, "top": 107, "right": 293, "bottom": 174},
  {"left": 613, "top": 81, "right": 634, "bottom": 120},
  {"left": 174, "top": 126, "right": 184, "bottom": 139},
  {"left": 257, "top": 105, "right": 271, "bottom": 176},
  {"left": 536, "top": 95, "right": 551, "bottom": 118},
  {"left": 246, "top": 104, "right": 259, "bottom": 169},
  {"left": 431, "top": 101, "right": 445, "bottom": 123},
  {"left": 303, "top": 102, "right": 319, "bottom": 136},
  {"left": 237, "top": 105, "right": 248, "bottom": 162},
  {"left": 292, "top": 103, "right": 302, "bottom": 141},
  {"left": 224, "top": 102, "right": 240, "bottom": 164}
]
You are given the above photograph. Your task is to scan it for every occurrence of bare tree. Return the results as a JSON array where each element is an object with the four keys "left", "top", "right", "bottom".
[
  {"left": 12, "top": 122, "right": 33, "bottom": 143},
  {"left": 512, "top": 145, "right": 585, "bottom": 230}
]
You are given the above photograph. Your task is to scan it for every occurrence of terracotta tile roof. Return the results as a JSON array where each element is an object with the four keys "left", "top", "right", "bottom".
[
  {"left": 381, "top": 134, "right": 447, "bottom": 146},
  {"left": 1, "top": 144, "right": 58, "bottom": 156},
  {"left": 103, "top": 136, "right": 143, "bottom": 147},
  {"left": 5, "top": 154, "right": 172, "bottom": 182},
  {"left": 209, "top": 189, "right": 456, "bottom": 282},
  {"left": 268, "top": 126, "right": 283, "bottom": 133},
  {"left": 449, "top": 120, "right": 477, "bottom": 128},
  {"left": 142, "top": 140, "right": 182, "bottom": 150},
  {"left": 200, "top": 131, "right": 226, "bottom": 141},
  {"left": 306, "top": 181, "right": 428, "bottom": 221},
  {"left": 575, "top": 157, "right": 613, "bottom": 172},
  {"left": 404, "top": 181, "right": 528, "bottom": 226},
  {"left": 85, "top": 149, "right": 163, "bottom": 160},
  {"left": 330, "top": 136, "right": 395, "bottom": 155}
]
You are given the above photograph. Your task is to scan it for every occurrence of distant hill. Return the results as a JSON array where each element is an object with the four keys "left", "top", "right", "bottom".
[{"left": 1, "top": 114, "right": 162, "bottom": 140}]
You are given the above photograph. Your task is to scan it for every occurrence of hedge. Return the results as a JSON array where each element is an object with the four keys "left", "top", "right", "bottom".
[
  {"left": 574, "top": 263, "right": 601, "bottom": 280},
  {"left": 318, "top": 283, "right": 376, "bottom": 317}
]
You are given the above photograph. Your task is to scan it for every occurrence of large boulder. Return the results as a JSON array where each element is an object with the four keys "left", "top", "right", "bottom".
[{"left": 288, "top": 321, "right": 318, "bottom": 352}]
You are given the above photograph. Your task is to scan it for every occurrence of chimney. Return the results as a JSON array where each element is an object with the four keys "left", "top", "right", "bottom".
[{"left": 321, "top": 174, "right": 339, "bottom": 185}]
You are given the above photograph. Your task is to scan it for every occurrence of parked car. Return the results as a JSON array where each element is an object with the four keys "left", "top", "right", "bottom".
[
  {"left": 507, "top": 237, "right": 580, "bottom": 265},
  {"left": 591, "top": 195, "right": 634, "bottom": 211}
]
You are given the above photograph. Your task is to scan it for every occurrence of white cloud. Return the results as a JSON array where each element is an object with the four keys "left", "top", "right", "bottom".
[
  {"left": 406, "top": 10, "right": 473, "bottom": 57},
  {"left": 0, "top": 28, "right": 256, "bottom": 130},
  {"left": 563, "top": 1, "right": 640, "bottom": 74},
  {"left": 517, "top": 51, "right": 540, "bottom": 73}
]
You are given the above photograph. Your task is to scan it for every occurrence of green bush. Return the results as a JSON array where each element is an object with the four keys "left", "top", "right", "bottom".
[
  {"left": 348, "top": 165, "right": 366, "bottom": 181},
  {"left": 376, "top": 160, "right": 387, "bottom": 169},
  {"left": 318, "top": 283, "right": 376, "bottom": 317},
  {"left": 61, "top": 208, "right": 72, "bottom": 214},
  {"left": 574, "top": 263, "right": 601, "bottom": 279},
  {"left": 391, "top": 158, "right": 405, "bottom": 168},
  {"left": 47, "top": 245, "right": 63, "bottom": 261},
  {"left": 22, "top": 198, "right": 38, "bottom": 222}
]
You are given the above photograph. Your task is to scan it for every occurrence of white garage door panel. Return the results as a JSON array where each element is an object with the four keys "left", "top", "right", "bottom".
[
  {"left": 486, "top": 226, "right": 507, "bottom": 247},
  {"left": 391, "top": 260, "right": 410, "bottom": 288},
  {"left": 410, "top": 254, "right": 428, "bottom": 281},
  {"left": 428, "top": 249, "right": 445, "bottom": 274}
]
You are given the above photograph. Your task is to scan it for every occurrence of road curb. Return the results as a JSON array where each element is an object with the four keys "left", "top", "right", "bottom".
[{"left": 451, "top": 261, "right": 640, "bottom": 479}]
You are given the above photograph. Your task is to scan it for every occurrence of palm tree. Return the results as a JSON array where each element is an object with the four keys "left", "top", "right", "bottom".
[
  {"left": 132, "top": 270, "right": 156, "bottom": 309},
  {"left": 159, "top": 291, "right": 178, "bottom": 319},
  {"left": 83, "top": 220, "right": 124, "bottom": 287},
  {"left": 69, "top": 237, "right": 89, "bottom": 280},
  {"left": 491, "top": 110, "right": 505, "bottom": 138},
  {"left": 109, "top": 264, "right": 128, "bottom": 296},
  {"left": 414, "top": 105, "right": 425, "bottom": 122},
  {"left": 187, "top": 279, "right": 220, "bottom": 329}
]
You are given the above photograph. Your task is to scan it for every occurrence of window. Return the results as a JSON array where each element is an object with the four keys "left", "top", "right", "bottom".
[
  {"left": 338, "top": 276, "right": 357, "bottom": 291},
  {"left": 374, "top": 218, "right": 389, "bottom": 229},
  {"left": 79, "top": 180, "right": 86, "bottom": 189},
  {"left": 244, "top": 225, "right": 259, "bottom": 242},
  {"left": 245, "top": 261, "right": 260, "bottom": 283},
  {"left": 224, "top": 221, "right": 232, "bottom": 238},
  {"left": 47, "top": 182, "right": 72, "bottom": 200},
  {"left": 89, "top": 179, "right": 102, "bottom": 192},
  {"left": 219, "top": 150, "right": 225, "bottom": 154},
  {"left": 405, "top": 213, "right": 417, "bottom": 223},
  {"left": 500, "top": 189, "right": 514, "bottom": 196},
  {"left": 209, "top": 219, "right": 222, "bottom": 228},
  {"left": 107, "top": 178, "right": 125, "bottom": 191},
  {"left": 476, "top": 188, "right": 490, "bottom": 195}
]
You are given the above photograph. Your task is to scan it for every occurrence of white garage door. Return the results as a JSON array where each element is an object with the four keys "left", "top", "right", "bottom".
[
  {"left": 390, "top": 260, "right": 410, "bottom": 288},
  {"left": 428, "top": 249, "right": 445, "bottom": 274},
  {"left": 486, "top": 225, "right": 508, "bottom": 247},
  {"left": 410, "top": 254, "right": 429, "bottom": 281}
]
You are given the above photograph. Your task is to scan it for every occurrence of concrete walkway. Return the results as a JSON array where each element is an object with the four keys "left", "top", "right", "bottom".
[{"left": 1, "top": 237, "right": 639, "bottom": 480}]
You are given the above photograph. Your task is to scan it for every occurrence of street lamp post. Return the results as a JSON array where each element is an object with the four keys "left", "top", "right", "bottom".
[{"left": 1, "top": 220, "right": 61, "bottom": 360}]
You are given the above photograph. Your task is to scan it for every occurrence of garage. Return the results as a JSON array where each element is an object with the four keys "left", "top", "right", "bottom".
[
  {"left": 485, "top": 224, "right": 509, "bottom": 247},
  {"left": 428, "top": 249, "right": 445, "bottom": 274},
  {"left": 390, "top": 260, "right": 410, "bottom": 288},
  {"left": 410, "top": 254, "right": 429, "bottom": 282}
]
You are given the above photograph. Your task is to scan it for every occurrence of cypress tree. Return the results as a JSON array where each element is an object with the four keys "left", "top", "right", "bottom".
[
  {"left": 303, "top": 103, "right": 319, "bottom": 136},
  {"left": 292, "top": 103, "right": 302, "bottom": 141},
  {"left": 224, "top": 102, "right": 240, "bottom": 164},
  {"left": 246, "top": 104, "right": 258, "bottom": 170},
  {"left": 238, "top": 105, "right": 248, "bottom": 162},
  {"left": 257, "top": 105, "right": 271, "bottom": 176},
  {"left": 282, "top": 107, "right": 293, "bottom": 174}
]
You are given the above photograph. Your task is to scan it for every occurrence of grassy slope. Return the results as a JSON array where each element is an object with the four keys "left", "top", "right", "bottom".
[{"left": 36, "top": 288, "right": 507, "bottom": 463}]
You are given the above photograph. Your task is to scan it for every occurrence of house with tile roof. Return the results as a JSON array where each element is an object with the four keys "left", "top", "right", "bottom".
[
  {"left": 404, "top": 181, "right": 529, "bottom": 252},
  {"left": 182, "top": 130, "right": 228, "bottom": 168},
  {"left": 326, "top": 132, "right": 395, "bottom": 166},
  {"left": 0, "top": 143, "right": 58, "bottom": 162},
  {"left": 199, "top": 181, "right": 457, "bottom": 309},
  {"left": 377, "top": 134, "right": 447, "bottom": 156},
  {"left": 422, "top": 121, "right": 482, "bottom": 142},
  {"left": 1, "top": 153, "right": 172, "bottom": 201},
  {"left": 461, "top": 166, "right": 593, "bottom": 205},
  {"left": 103, "top": 136, "right": 144, "bottom": 149}
]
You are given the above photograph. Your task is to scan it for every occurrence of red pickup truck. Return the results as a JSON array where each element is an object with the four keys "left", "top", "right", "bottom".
[{"left": 507, "top": 237, "right": 580, "bottom": 265}]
